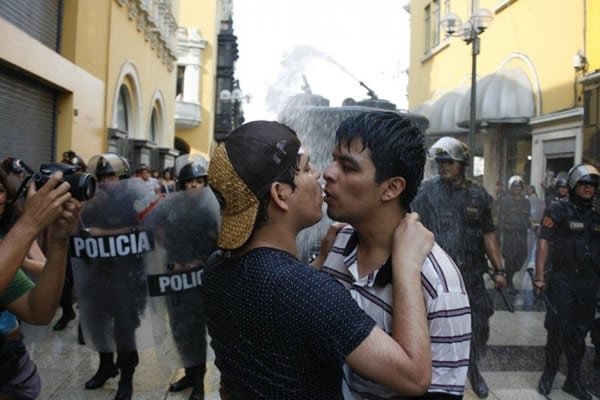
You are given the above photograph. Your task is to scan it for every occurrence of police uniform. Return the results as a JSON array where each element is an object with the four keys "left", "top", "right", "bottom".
[
  {"left": 412, "top": 136, "right": 502, "bottom": 398},
  {"left": 73, "top": 153, "right": 149, "bottom": 400},
  {"left": 414, "top": 176, "right": 494, "bottom": 360},
  {"left": 536, "top": 164, "right": 600, "bottom": 400}
]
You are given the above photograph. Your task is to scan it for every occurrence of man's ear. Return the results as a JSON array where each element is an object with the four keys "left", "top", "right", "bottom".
[
  {"left": 381, "top": 176, "right": 406, "bottom": 202},
  {"left": 269, "top": 182, "right": 290, "bottom": 211}
]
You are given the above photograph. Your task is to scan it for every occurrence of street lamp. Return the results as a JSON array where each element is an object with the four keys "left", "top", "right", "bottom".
[
  {"left": 441, "top": 8, "right": 493, "bottom": 177},
  {"left": 219, "top": 86, "right": 250, "bottom": 130}
]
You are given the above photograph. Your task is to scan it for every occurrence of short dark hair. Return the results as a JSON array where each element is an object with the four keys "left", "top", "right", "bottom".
[{"left": 335, "top": 111, "right": 426, "bottom": 209}]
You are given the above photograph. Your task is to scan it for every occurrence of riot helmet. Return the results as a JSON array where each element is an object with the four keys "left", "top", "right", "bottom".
[
  {"left": 555, "top": 177, "right": 568, "bottom": 188},
  {"left": 566, "top": 163, "right": 599, "bottom": 189},
  {"left": 507, "top": 175, "right": 525, "bottom": 188},
  {"left": 88, "top": 153, "right": 131, "bottom": 179},
  {"left": 429, "top": 136, "right": 470, "bottom": 165},
  {"left": 177, "top": 162, "right": 207, "bottom": 190}
]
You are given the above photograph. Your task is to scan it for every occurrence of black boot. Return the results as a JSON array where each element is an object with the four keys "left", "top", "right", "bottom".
[
  {"left": 189, "top": 365, "right": 206, "bottom": 400},
  {"left": 114, "top": 351, "right": 138, "bottom": 400},
  {"left": 77, "top": 324, "right": 86, "bottom": 345},
  {"left": 537, "top": 368, "right": 554, "bottom": 395},
  {"left": 538, "top": 339, "right": 560, "bottom": 395},
  {"left": 53, "top": 307, "right": 76, "bottom": 331},
  {"left": 468, "top": 362, "right": 489, "bottom": 398},
  {"left": 85, "top": 352, "right": 118, "bottom": 389},
  {"left": 114, "top": 368, "right": 133, "bottom": 400},
  {"left": 563, "top": 369, "right": 592, "bottom": 400}
]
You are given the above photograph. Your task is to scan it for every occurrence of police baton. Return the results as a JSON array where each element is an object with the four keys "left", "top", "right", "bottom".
[
  {"left": 526, "top": 267, "right": 557, "bottom": 315},
  {"left": 486, "top": 270, "right": 514, "bottom": 313}
]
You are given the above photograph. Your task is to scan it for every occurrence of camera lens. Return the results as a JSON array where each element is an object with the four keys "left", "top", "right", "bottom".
[{"left": 64, "top": 172, "right": 96, "bottom": 201}]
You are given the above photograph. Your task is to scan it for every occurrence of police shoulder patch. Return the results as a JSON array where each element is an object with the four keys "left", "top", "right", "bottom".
[{"left": 542, "top": 216, "right": 554, "bottom": 228}]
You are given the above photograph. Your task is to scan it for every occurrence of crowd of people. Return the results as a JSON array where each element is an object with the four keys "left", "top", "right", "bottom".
[{"left": 0, "top": 111, "right": 599, "bottom": 400}]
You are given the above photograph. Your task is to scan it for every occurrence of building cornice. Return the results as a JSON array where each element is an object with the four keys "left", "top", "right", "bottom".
[
  {"left": 116, "top": 0, "right": 178, "bottom": 72},
  {"left": 529, "top": 107, "right": 583, "bottom": 126}
]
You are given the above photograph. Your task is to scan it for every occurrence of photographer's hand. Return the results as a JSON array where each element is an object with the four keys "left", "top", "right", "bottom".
[
  {"left": 0, "top": 172, "right": 71, "bottom": 294},
  {"left": 48, "top": 198, "right": 82, "bottom": 241},
  {"left": 19, "top": 171, "right": 72, "bottom": 233}
]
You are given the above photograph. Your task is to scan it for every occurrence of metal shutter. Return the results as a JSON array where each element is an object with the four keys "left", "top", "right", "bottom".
[
  {"left": 0, "top": 66, "right": 56, "bottom": 169},
  {"left": 0, "top": 0, "right": 62, "bottom": 51}
]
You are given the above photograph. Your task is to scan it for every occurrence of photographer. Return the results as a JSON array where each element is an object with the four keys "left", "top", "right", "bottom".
[{"left": 0, "top": 167, "right": 82, "bottom": 399}]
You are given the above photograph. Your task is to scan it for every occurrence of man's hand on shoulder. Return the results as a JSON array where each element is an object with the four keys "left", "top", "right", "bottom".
[
  {"left": 392, "top": 212, "right": 434, "bottom": 271},
  {"left": 310, "top": 222, "right": 347, "bottom": 268}
]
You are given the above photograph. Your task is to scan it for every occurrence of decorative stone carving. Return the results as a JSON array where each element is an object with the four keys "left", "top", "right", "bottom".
[{"left": 115, "top": 0, "right": 177, "bottom": 70}]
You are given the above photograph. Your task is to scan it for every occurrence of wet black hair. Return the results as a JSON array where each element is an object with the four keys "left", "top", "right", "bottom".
[{"left": 335, "top": 111, "right": 426, "bottom": 209}]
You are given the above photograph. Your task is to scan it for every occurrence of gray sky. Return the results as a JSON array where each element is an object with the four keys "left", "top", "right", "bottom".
[{"left": 233, "top": 0, "right": 411, "bottom": 120}]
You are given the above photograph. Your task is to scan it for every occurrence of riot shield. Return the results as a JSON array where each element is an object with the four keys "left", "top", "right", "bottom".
[
  {"left": 71, "top": 178, "right": 158, "bottom": 352},
  {"left": 140, "top": 187, "right": 220, "bottom": 368}
]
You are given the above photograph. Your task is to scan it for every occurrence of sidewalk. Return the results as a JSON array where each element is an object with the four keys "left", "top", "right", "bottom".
[
  {"left": 24, "top": 292, "right": 600, "bottom": 399},
  {"left": 22, "top": 311, "right": 220, "bottom": 400}
]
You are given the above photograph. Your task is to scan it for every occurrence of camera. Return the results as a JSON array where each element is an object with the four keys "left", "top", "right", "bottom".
[{"left": 32, "top": 162, "right": 96, "bottom": 201}]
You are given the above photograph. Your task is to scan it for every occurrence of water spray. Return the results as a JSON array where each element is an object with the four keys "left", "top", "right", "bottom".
[{"left": 301, "top": 74, "right": 312, "bottom": 95}]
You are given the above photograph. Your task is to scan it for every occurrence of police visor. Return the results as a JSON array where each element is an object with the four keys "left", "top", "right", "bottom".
[
  {"left": 432, "top": 150, "right": 455, "bottom": 164},
  {"left": 578, "top": 174, "right": 599, "bottom": 187}
]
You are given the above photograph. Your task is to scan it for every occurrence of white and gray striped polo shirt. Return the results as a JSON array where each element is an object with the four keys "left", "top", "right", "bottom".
[{"left": 322, "top": 225, "right": 472, "bottom": 399}]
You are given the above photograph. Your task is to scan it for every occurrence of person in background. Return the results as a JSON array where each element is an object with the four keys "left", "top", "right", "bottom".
[
  {"left": 135, "top": 164, "right": 161, "bottom": 196},
  {"left": 204, "top": 120, "right": 433, "bottom": 399},
  {"left": 412, "top": 136, "right": 506, "bottom": 399},
  {"left": 526, "top": 185, "right": 545, "bottom": 251},
  {"left": 159, "top": 167, "right": 176, "bottom": 194},
  {"left": 53, "top": 150, "right": 88, "bottom": 331},
  {"left": 534, "top": 164, "right": 600, "bottom": 400},
  {"left": 319, "top": 111, "right": 471, "bottom": 399},
  {"left": 496, "top": 175, "right": 531, "bottom": 293},
  {"left": 552, "top": 176, "right": 569, "bottom": 203}
]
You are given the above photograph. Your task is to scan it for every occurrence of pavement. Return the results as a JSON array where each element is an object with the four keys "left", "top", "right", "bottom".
[{"left": 23, "top": 284, "right": 600, "bottom": 399}]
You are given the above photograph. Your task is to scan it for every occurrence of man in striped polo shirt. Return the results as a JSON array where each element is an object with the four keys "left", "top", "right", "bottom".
[{"left": 320, "top": 111, "right": 472, "bottom": 399}]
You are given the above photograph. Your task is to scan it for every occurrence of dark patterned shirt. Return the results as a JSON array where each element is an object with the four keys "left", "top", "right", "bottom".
[{"left": 203, "top": 247, "right": 376, "bottom": 399}]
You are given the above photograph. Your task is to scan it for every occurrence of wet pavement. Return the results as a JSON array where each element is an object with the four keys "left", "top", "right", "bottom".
[
  {"left": 22, "top": 313, "right": 220, "bottom": 400},
  {"left": 24, "top": 287, "right": 600, "bottom": 399}
]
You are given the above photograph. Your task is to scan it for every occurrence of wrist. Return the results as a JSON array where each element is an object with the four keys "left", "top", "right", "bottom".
[
  {"left": 11, "top": 218, "right": 41, "bottom": 242},
  {"left": 493, "top": 269, "right": 506, "bottom": 277}
]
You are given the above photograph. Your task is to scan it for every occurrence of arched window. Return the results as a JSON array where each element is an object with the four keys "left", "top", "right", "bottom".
[
  {"left": 112, "top": 61, "right": 142, "bottom": 139},
  {"left": 149, "top": 107, "right": 158, "bottom": 142},
  {"left": 116, "top": 85, "right": 131, "bottom": 133}
]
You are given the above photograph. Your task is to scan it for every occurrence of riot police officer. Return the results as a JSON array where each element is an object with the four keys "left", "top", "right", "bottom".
[
  {"left": 534, "top": 163, "right": 600, "bottom": 400},
  {"left": 167, "top": 160, "right": 212, "bottom": 399},
  {"left": 496, "top": 175, "right": 531, "bottom": 292},
  {"left": 72, "top": 153, "right": 151, "bottom": 400},
  {"left": 412, "top": 136, "right": 507, "bottom": 398},
  {"left": 553, "top": 176, "right": 569, "bottom": 202},
  {"left": 177, "top": 161, "right": 208, "bottom": 191},
  {"left": 139, "top": 159, "right": 218, "bottom": 400}
]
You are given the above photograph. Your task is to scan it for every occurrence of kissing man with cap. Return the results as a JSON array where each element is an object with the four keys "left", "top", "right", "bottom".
[{"left": 203, "top": 120, "right": 433, "bottom": 398}]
